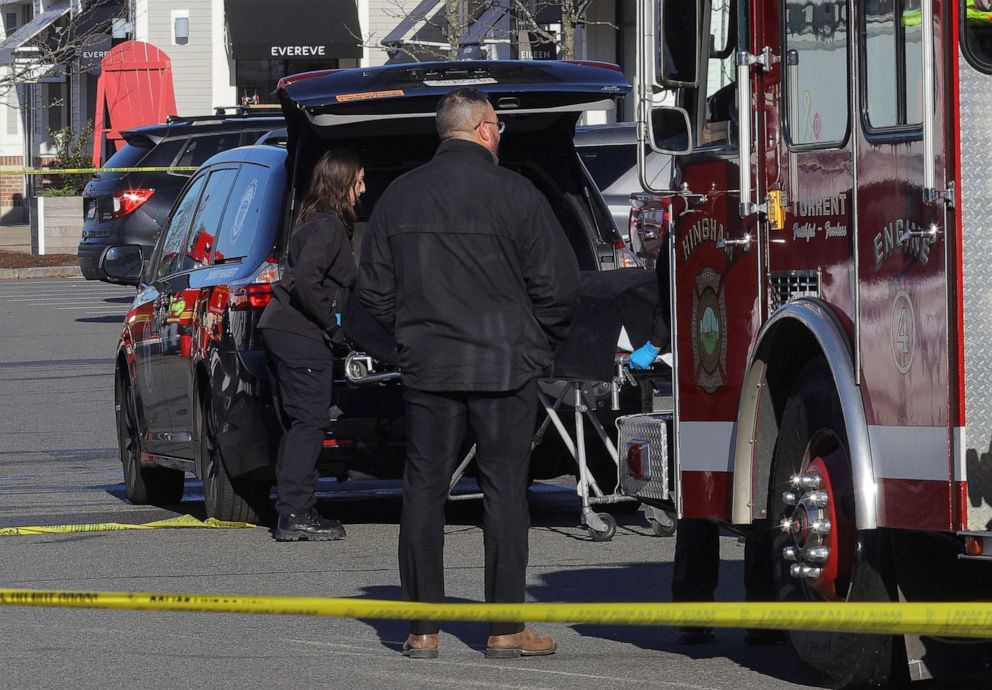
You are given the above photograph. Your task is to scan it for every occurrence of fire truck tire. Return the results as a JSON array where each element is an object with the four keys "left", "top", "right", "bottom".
[
  {"left": 770, "top": 358, "right": 900, "bottom": 689},
  {"left": 588, "top": 513, "right": 617, "bottom": 541},
  {"left": 196, "top": 390, "right": 271, "bottom": 523},
  {"left": 117, "top": 370, "right": 185, "bottom": 505}
]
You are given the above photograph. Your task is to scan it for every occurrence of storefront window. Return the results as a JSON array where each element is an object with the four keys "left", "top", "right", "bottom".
[{"left": 235, "top": 59, "right": 338, "bottom": 104}]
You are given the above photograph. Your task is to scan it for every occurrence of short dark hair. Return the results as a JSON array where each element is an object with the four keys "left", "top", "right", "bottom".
[{"left": 436, "top": 87, "right": 490, "bottom": 140}]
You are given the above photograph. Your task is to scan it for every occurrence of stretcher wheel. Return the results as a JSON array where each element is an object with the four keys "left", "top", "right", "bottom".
[
  {"left": 588, "top": 513, "right": 617, "bottom": 541},
  {"left": 647, "top": 509, "right": 677, "bottom": 537}
]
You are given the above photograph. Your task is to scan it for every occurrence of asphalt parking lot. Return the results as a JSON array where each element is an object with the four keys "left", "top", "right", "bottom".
[{"left": 0, "top": 278, "right": 975, "bottom": 690}]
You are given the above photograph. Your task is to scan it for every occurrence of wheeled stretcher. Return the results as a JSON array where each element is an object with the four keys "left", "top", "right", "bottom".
[{"left": 341, "top": 269, "right": 677, "bottom": 540}]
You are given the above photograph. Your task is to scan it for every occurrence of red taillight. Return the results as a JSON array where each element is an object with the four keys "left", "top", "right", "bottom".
[
  {"left": 229, "top": 283, "right": 274, "bottom": 310},
  {"left": 322, "top": 438, "right": 354, "bottom": 448},
  {"left": 626, "top": 442, "right": 649, "bottom": 479},
  {"left": 112, "top": 188, "right": 154, "bottom": 219},
  {"left": 228, "top": 255, "right": 280, "bottom": 311}
]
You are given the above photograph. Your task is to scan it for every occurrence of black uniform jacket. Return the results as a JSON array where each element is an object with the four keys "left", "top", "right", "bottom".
[
  {"left": 357, "top": 138, "right": 580, "bottom": 392},
  {"left": 258, "top": 211, "right": 357, "bottom": 342},
  {"left": 649, "top": 245, "right": 672, "bottom": 349}
]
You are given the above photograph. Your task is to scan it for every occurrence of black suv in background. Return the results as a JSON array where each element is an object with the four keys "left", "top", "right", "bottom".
[
  {"left": 77, "top": 109, "right": 284, "bottom": 282},
  {"left": 103, "top": 61, "right": 637, "bottom": 521}
]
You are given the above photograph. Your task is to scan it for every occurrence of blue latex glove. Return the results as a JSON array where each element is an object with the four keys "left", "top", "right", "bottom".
[{"left": 629, "top": 342, "right": 661, "bottom": 370}]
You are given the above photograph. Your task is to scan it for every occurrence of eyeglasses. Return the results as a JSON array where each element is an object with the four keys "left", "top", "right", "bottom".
[{"left": 474, "top": 119, "right": 505, "bottom": 134}]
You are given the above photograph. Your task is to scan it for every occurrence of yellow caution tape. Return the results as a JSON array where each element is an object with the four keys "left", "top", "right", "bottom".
[
  {"left": 0, "top": 514, "right": 255, "bottom": 536},
  {"left": 0, "top": 589, "right": 990, "bottom": 637},
  {"left": 0, "top": 166, "right": 200, "bottom": 175}
]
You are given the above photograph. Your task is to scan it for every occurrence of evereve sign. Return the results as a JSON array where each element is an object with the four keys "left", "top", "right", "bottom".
[{"left": 270, "top": 46, "right": 326, "bottom": 57}]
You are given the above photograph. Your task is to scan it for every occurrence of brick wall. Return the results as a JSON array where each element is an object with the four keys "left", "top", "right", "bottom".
[{"left": 0, "top": 155, "right": 25, "bottom": 211}]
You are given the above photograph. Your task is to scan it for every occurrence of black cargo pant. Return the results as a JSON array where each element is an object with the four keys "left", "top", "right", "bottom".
[
  {"left": 672, "top": 518, "right": 775, "bottom": 603},
  {"left": 261, "top": 328, "right": 334, "bottom": 517},
  {"left": 400, "top": 379, "right": 538, "bottom": 636}
]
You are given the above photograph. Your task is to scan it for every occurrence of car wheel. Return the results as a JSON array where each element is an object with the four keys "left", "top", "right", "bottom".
[
  {"left": 116, "top": 370, "right": 184, "bottom": 505},
  {"left": 195, "top": 389, "right": 270, "bottom": 523},
  {"left": 770, "top": 358, "right": 899, "bottom": 689}
]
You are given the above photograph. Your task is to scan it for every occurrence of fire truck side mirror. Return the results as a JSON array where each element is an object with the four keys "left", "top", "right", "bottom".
[
  {"left": 657, "top": 0, "right": 702, "bottom": 87},
  {"left": 649, "top": 106, "right": 693, "bottom": 155}
]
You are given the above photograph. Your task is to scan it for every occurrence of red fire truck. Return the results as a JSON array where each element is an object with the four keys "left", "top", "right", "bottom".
[{"left": 623, "top": 0, "right": 992, "bottom": 685}]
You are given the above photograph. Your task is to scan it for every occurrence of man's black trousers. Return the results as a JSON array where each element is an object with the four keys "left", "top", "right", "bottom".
[
  {"left": 400, "top": 380, "right": 538, "bottom": 636},
  {"left": 261, "top": 328, "right": 334, "bottom": 517},
  {"left": 672, "top": 518, "right": 775, "bottom": 602}
]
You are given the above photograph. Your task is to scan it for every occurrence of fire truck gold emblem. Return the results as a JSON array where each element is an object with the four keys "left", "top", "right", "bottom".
[
  {"left": 890, "top": 289, "right": 916, "bottom": 375},
  {"left": 691, "top": 268, "right": 728, "bottom": 393}
]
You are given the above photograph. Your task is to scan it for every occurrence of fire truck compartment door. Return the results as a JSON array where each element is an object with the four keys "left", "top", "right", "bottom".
[
  {"left": 853, "top": 0, "right": 952, "bottom": 531},
  {"left": 618, "top": 413, "right": 674, "bottom": 508}
]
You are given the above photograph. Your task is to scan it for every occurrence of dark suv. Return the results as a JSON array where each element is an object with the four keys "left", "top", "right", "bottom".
[
  {"left": 77, "top": 110, "right": 284, "bottom": 282},
  {"left": 103, "top": 60, "right": 635, "bottom": 521}
]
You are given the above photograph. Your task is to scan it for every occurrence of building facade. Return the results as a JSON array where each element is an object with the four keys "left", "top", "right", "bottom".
[{"left": 0, "top": 0, "right": 634, "bottom": 222}]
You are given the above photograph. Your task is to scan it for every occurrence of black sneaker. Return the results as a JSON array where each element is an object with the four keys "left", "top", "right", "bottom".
[
  {"left": 274, "top": 509, "right": 346, "bottom": 541},
  {"left": 677, "top": 627, "right": 715, "bottom": 645}
]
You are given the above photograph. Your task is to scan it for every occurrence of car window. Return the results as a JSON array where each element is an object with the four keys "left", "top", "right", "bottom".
[
  {"left": 175, "top": 133, "right": 243, "bottom": 168},
  {"left": 102, "top": 143, "right": 148, "bottom": 170},
  {"left": 141, "top": 138, "right": 184, "bottom": 168},
  {"left": 240, "top": 130, "right": 270, "bottom": 146},
  {"left": 181, "top": 168, "right": 238, "bottom": 272},
  {"left": 577, "top": 144, "right": 637, "bottom": 190},
  {"left": 214, "top": 164, "right": 269, "bottom": 263},
  {"left": 154, "top": 174, "right": 207, "bottom": 281}
]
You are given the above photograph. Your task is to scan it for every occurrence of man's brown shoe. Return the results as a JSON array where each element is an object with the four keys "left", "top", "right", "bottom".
[
  {"left": 485, "top": 627, "right": 557, "bottom": 658},
  {"left": 402, "top": 633, "right": 439, "bottom": 659}
]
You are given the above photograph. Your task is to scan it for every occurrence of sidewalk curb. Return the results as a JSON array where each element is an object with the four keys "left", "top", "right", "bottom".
[{"left": 0, "top": 265, "right": 83, "bottom": 280}]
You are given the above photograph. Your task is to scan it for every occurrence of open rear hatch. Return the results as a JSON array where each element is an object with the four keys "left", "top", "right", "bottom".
[
  {"left": 276, "top": 61, "right": 632, "bottom": 274},
  {"left": 277, "top": 60, "right": 629, "bottom": 136}
]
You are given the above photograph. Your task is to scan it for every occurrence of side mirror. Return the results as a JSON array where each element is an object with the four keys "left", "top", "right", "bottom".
[
  {"left": 649, "top": 106, "right": 694, "bottom": 155},
  {"left": 101, "top": 245, "right": 144, "bottom": 286},
  {"left": 658, "top": 0, "right": 702, "bottom": 87}
]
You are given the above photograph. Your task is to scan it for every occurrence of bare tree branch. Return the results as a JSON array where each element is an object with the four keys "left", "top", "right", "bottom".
[
  {"left": 0, "top": 1, "right": 127, "bottom": 100},
  {"left": 352, "top": 0, "right": 618, "bottom": 64}
]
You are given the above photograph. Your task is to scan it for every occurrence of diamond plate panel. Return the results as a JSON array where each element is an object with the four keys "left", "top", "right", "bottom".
[
  {"left": 960, "top": 58, "right": 992, "bottom": 531},
  {"left": 618, "top": 413, "right": 672, "bottom": 503}
]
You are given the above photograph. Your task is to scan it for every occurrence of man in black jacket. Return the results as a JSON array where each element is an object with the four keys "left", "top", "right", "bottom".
[{"left": 357, "top": 87, "right": 580, "bottom": 659}]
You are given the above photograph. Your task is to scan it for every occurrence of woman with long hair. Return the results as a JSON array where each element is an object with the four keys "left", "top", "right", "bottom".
[{"left": 258, "top": 148, "right": 365, "bottom": 541}]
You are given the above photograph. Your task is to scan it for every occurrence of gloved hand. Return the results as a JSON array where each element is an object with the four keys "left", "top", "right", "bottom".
[{"left": 629, "top": 342, "right": 661, "bottom": 370}]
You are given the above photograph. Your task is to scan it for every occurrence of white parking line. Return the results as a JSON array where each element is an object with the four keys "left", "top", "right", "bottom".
[
  {"left": 57, "top": 306, "right": 129, "bottom": 311},
  {"left": 1, "top": 294, "right": 133, "bottom": 300},
  {"left": 0, "top": 289, "right": 132, "bottom": 295},
  {"left": 6, "top": 299, "right": 128, "bottom": 308}
]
